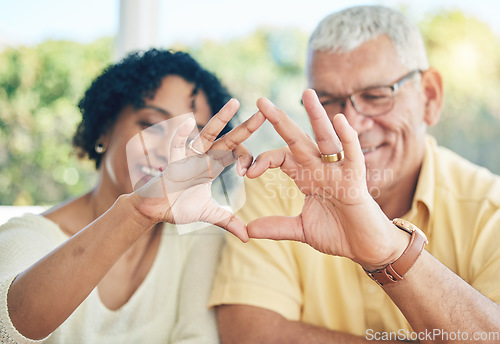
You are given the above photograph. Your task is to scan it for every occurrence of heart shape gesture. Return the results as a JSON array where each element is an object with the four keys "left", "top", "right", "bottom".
[
  {"left": 130, "top": 99, "right": 265, "bottom": 243},
  {"left": 245, "top": 89, "right": 409, "bottom": 270}
]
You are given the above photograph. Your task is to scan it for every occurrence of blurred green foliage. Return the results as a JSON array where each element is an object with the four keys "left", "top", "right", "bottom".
[
  {"left": 0, "top": 38, "right": 112, "bottom": 205},
  {"left": 421, "top": 11, "right": 500, "bottom": 170},
  {"left": 0, "top": 10, "right": 499, "bottom": 205}
]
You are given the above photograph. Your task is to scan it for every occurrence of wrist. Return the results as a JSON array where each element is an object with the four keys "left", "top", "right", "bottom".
[
  {"left": 117, "top": 193, "right": 159, "bottom": 230},
  {"left": 364, "top": 219, "right": 429, "bottom": 286},
  {"left": 360, "top": 221, "right": 411, "bottom": 272}
]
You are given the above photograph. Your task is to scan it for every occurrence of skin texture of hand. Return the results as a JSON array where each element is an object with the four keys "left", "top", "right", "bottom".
[
  {"left": 245, "top": 89, "right": 409, "bottom": 270},
  {"left": 130, "top": 99, "right": 265, "bottom": 242}
]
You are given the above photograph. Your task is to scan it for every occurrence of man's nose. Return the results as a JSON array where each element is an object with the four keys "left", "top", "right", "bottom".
[{"left": 342, "top": 98, "right": 374, "bottom": 134}]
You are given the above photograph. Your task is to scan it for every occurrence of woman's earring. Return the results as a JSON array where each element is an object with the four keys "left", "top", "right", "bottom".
[{"left": 95, "top": 141, "right": 107, "bottom": 154}]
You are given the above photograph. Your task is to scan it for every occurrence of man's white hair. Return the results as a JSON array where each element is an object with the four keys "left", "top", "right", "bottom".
[{"left": 309, "top": 5, "right": 429, "bottom": 70}]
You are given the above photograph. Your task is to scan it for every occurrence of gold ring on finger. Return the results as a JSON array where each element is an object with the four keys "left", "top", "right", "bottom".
[{"left": 320, "top": 150, "right": 344, "bottom": 163}]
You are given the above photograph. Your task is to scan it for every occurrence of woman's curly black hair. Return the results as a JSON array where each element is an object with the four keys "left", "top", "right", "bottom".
[{"left": 73, "top": 49, "right": 233, "bottom": 169}]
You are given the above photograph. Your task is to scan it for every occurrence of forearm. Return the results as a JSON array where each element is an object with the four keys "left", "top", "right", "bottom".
[
  {"left": 7, "top": 194, "right": 155, "bottom": 340},
  {"left": 273, "top": 321, "right": 366, "bottom": 344},
  {"left": 268, "top": 320, "right": 393, "bottom": 344},
  {"left": 217, "top": 304, "right": 410, "bottom": 344},
  {"left": 384, "top": 250, "right": 500, "bottom": 343}
]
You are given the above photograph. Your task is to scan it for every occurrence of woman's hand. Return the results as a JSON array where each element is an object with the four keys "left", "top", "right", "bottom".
[
  {"left": 131, "top": 99, "right": 265, "bottom": 242},
  {"left": 245, "top": 90, "right": 409, "bottom": 270}
]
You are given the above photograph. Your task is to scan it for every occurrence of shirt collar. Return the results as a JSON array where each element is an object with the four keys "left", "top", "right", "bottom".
[{"left": 404, "top": 136, "right": 436, "bottom": 228}]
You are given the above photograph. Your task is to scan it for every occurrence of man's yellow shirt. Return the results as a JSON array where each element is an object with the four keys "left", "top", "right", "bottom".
[{"left": 209, "top": 137, "right": 500, "bottom": 336}]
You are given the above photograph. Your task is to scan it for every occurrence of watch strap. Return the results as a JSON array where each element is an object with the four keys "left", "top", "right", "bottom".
[{"left": 364, "top": 220, "right": 427, "bottom": 286}]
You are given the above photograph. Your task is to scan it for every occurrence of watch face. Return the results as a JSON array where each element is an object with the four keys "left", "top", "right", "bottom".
[{"left": 393, "top": 218, "right": 429, "bottom": 243}]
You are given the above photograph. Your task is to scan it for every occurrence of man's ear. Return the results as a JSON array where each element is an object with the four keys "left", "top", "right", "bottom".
[{"left": 421, "top": 67, "right": 444, "bottom": 127}]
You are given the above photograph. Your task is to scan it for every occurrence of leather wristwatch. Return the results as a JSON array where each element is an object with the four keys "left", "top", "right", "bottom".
[{"left": 364, "top": 218, "right": 428, "bottom": 286}]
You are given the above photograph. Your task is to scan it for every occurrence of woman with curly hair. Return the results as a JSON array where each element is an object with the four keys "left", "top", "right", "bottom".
[{"left": 0, "top": 49, "right": 264, "bottom": 343}]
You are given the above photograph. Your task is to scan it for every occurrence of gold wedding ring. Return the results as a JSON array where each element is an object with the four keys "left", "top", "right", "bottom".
[
  {"left": 320, "top": 150, "right": 344, "bottom": 163},
  {"left": 188, "top": 140, "right": 205, "bottom": 155}
]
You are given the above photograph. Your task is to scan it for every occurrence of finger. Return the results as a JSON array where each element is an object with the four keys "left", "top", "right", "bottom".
[
  {"left": 246, "top": 147, "right": 299, "bottom": 179},
  {"left": 200, "top": 202, "right": 249, "bottom": 242},
  {"left": 302, "top": 89, "right": 342, "bottom": 155},
  {"left": 189, "top": 98, "right": 240, "bottom": 155},
  {"left": 233, "top": 145, "right": 252, "bottom": 176},
  {"left": 212, "top": 110, "right": 266, "bottom": 152},
  {"left": 332, "top": 114, "right": 365, "bottom": 169},
  {"left": 256, "top": 97, "right": 318, "bottom": 167},
  {"left": 210, "top": 110, "right": 265, "bottom": 175},
  {"left": 211, "top": 152, "right": 238, "bottom": 171},
  {"left": 247, "top": 215, "right": 305, "bottom": 242},
  {"left": 170, "top": 118, "right": 196, "bottom": 162}
]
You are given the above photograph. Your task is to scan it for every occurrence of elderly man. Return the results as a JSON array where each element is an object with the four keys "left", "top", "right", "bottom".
[{"left": 209, "top": 5, "right": 500, "bottom": 343}]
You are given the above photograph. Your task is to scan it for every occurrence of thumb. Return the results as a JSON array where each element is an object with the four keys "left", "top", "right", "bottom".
[
  {"left": 247, "top": 215, "right": 305, "bottom": 242},
  {"left": 200, "top": 202, "right": 249, "bottom": 243}
]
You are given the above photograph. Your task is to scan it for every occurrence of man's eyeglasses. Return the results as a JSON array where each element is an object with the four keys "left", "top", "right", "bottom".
[{"left": 312, "top": 70, "right": 422, "bottom": 117}]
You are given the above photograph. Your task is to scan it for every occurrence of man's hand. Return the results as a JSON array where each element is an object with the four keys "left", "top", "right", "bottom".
[{"left": 245, "top": 90, "right": 409, "bottom": 270}]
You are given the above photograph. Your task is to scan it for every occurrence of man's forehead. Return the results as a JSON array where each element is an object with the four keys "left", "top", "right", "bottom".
[
  {"left": 307, "top": 42, "right": 406, "bottom": 92},
  {"left": 307, "top": 36, "right": 400, "bottom": 69}
]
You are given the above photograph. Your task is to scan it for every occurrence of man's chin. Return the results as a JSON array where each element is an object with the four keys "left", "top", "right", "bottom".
[
  {"left": 365, "top": 173, "right": 393, "bottom": 200},
  {"left": 367, "top": 183, "right": 383, "bottom": 200}
]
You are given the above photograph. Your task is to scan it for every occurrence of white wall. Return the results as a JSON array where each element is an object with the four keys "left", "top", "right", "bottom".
[
  {"left": 115, "top": 0, "right": 159, "bottom": 60},
  {"left": 0, "top": 206, "right": 47, "bottom": 226}
]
